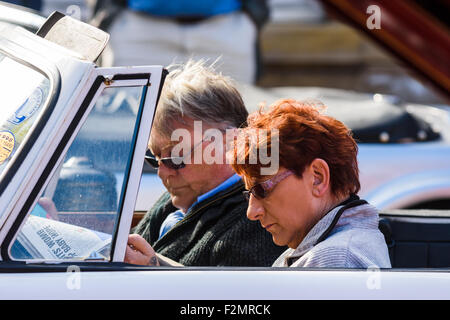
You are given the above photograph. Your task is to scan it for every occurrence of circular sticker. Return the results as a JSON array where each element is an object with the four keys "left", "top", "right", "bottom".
[
  {"left": 0, "top": 131, "right": 15, "bottom": 164},
  {"left": 8, "top": 87, "right": 43, "bottom": 125}
]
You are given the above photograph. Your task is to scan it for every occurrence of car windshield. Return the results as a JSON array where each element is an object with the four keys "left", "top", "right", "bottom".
[{"left": 0, "top": 52, "right": 50, "bottom": 178}]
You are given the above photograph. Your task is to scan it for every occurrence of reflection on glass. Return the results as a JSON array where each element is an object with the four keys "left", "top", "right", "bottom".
[{"left": 11, "top": 86, "right": 146, "bottom": 261}]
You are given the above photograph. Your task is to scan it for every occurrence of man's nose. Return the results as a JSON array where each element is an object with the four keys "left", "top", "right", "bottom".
[
  {"left": 157, "top": 162, "right": 176, "bottom": 180},
  {"left": 246, "top": 196, "right": 265, "bottom": 221}
]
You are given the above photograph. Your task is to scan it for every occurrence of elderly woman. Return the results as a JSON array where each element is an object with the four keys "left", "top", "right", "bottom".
[{"left": 230, "top": 99, "right": 391, "bottom": 268}]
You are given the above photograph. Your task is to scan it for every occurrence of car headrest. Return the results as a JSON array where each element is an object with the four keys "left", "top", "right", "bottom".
[{"left": 36, "top": 11, "right": 109, "bottom": 62}]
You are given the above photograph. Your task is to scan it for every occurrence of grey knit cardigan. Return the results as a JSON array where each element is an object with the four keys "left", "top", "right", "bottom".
[{"left": 272, "top": 198, "right": 391, "bottom": 268}]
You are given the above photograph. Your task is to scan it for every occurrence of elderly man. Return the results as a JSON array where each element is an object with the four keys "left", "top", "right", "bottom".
[{"left": 125, "top": 60, "right": 285, "bottom": 266}]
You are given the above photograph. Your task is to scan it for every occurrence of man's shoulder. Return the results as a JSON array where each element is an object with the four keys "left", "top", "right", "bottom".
[{"left": 191, "top": 180, "right": 246, "bottom": 214}]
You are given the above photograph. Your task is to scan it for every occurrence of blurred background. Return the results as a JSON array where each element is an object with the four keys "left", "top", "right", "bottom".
[
  {"left": 2, "top": 0, "right": 449, "bottom": 212},
  {"left": 5, "top": 0, "right": 447, "bottom": 104}
]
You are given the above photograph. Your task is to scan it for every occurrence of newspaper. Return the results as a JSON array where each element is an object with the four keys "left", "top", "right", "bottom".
[{"left": 15, "top": 215, "right": 111, "bottom": 260}]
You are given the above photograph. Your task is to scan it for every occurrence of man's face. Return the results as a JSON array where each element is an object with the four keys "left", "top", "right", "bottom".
[{"left": 149, "top": 123, "right": 229, "bottom": 213}]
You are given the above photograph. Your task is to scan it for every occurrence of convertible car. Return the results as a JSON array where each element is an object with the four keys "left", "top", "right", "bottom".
[{"left": 0, "top": 0, "right": 449, "bottom": 301}]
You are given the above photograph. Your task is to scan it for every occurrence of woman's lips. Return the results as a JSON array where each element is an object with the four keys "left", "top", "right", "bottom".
[{"left": 264, "top": 223, "right": 275, "bottom": 231}]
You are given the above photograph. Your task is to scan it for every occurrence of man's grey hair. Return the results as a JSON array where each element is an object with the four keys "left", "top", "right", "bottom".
[{"left": 153, "top": 59, "right": 248, "bottom": 138}]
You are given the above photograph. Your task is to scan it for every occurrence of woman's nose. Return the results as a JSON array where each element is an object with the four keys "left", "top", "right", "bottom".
[{"left": 246, "top": 196, "right": 265, "bottom": 221}]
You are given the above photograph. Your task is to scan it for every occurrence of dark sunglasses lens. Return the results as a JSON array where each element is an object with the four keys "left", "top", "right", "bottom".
[
  {"left": 252, "top": 184, "right": 266, "bottom": 199},
  {"left": 242, "top": 191, "right": 250, "bottom": 201},
  {"left": 161, "top": 158, "right": 186, "bottom": 170},
  {"left": 145, "top": 156, "right": 159, "bottom": 168}
]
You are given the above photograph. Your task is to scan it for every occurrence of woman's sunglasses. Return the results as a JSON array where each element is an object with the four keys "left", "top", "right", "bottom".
[{"left": 243, "top": 170, "right": 294, "bottom": 201}]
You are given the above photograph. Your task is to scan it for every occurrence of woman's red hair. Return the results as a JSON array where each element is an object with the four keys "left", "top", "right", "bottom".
[{"left": 231, "top": 99, "right": 360, "bottom": 197}]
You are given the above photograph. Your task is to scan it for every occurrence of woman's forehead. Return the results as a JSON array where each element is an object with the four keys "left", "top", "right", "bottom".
[
  {"left": 242, "top": 176, "right": 253, "bottom": 189},
  {"left": 242, "top": 174, "right": 266, "bottom": 189},
  {"left": 242, "top": 168, "right": 286, "bottom": 189}
]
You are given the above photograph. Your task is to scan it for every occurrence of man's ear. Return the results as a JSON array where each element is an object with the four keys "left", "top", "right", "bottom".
[{"left": 309, "top": 158, "right": 330, "bottom": 197}]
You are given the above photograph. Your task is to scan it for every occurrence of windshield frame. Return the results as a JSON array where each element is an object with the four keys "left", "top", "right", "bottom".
[
  {"left": 0, "top": 65, "right": 165, "bottom": 263},
  {"left": 0, "top": 39, "right": 61, "bottom": 211}
]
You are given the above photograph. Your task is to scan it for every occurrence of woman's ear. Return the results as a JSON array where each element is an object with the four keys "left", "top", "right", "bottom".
[{"left": 309, "top": 158, "right": 330, "bottom": 197}]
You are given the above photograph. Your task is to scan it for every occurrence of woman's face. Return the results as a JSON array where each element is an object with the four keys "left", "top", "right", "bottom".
[{"left": 245, "top": 167, "right": 320, "bottom": 249}]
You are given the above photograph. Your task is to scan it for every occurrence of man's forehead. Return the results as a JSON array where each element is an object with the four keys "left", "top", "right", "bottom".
[
  {"left": 149, "top": 124, "right": 194, "bottom": 153},
  {"left": 149, "top": 135, "right": 178, "bottom": 154},
  {"left": 160, "top": 141, "right": 180, "bottom": 152},
  {"left": 149, "top": 117, "right": 226, "bottom": 154}
]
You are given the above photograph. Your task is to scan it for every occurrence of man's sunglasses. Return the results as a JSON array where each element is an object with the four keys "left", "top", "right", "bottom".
[
  {"left": 243, "top": 170, "right": 294, "bottom": 201},
  {"left": 145, "top": 137, "right": 209, "bottom": 170},
  {"left": 145, "top": 155, "right": 186, "bottom": 170}
]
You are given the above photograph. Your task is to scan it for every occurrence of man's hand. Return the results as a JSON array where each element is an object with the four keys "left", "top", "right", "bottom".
[
  {"left": 125, "top": 234, "right": 160, "bottom": 266},
  {"left": 38, "top": 197, "right": 59, "bottom": 220}
]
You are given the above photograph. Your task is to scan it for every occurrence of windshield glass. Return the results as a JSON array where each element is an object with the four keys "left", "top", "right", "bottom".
[
  {"left": 10, "top": 86, "right": 147, "bottom": 262},
  {"left": 0, "top": 52, "right": 50, "bottom": 177}
]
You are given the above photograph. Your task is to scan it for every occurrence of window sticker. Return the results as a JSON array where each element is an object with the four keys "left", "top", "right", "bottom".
[
  {"left": 0, "top": 57, "right": 43, "bottom": 126},
  {"left": 0, "top": 131, "right": 15, "bottom": 164},
  {"left": 7, "top": 87, "right": 44, "bottom": 125}
]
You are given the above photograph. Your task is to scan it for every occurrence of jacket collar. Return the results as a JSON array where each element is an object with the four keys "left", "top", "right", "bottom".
[
  {"left": 185, "top": 178, "right": 245, "bottom": 217},
  {"left": 285, "top": 195, "right": 371, "bottom": 265},
  {"left": 187, "top": 174, "right": 242, "bottom": 213}
]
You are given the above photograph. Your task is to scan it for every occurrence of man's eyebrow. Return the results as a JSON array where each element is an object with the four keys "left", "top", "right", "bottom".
[
  {"left": 161, "top": 141, "right": 179, "bottom": 151},
  {"left": 153, "top": 141, "right": 180, "bottom": 156},
  {"left": 148, "top": 143, "right": 159, "bottom": 156},
  {"left": 150, "top": 137, "right": 186, "bottom": 157}
]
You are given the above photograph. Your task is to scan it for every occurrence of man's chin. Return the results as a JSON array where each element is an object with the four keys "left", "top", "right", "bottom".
[{"left": 170, "top": 195, "right": 192, "bottom": 213}]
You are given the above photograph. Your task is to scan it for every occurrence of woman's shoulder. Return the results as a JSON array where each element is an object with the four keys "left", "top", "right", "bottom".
[{"left": 297, "top": 228, "right": 391, "bottom": 268}]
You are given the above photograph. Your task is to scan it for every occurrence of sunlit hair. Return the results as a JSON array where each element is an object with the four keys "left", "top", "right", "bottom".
[
  {"left": 152, "top": 59, "right": 248, "bottom": 138},
  {"left": 231, "top": 99, "right": 360, "bottom": 198}
]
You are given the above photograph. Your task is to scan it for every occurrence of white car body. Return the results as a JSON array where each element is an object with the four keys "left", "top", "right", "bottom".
[{"left": 1, "top": 269, "right": 450, "bottom": 300}]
